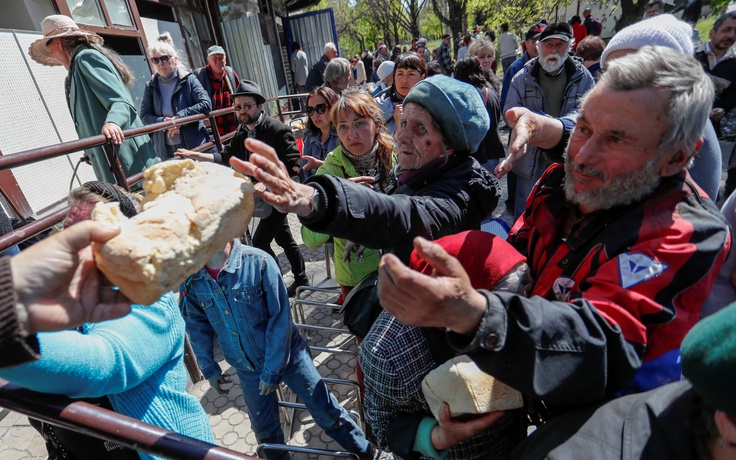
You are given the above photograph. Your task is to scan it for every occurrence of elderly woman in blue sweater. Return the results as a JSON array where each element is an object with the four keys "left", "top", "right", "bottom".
[{"left": 0, "top": 182, "right": 214, "bottom": 460}]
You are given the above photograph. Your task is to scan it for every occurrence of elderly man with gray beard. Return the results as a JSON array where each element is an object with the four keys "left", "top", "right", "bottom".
[
  {"left": 503, "top": 22, "right": 595, "bottom": 219},
  {"left": 377, "top": 47, "right": 730, "bottom": 427}
]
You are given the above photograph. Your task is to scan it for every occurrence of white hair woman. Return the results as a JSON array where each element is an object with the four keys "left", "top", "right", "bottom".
[{"left": 140, "top": 33, "right": 212, "bottom": 160}]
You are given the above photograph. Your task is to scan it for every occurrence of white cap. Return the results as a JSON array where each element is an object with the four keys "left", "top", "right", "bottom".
[
  {"left": 377, "top": 60, "right": 395, "bottom": 81},
  {"left": 601, "top": 14, "right": 693, "bottom": 67}
]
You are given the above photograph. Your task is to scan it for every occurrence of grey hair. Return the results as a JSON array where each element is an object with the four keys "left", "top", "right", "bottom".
[
  {"left": 494, "top": 263, "right": 533, "bottom": 296},
  {"left": 600, "top": 46, "right": 713, "bottom": 159},
  {"left": 323, "top": 57, "right": 351, "bottom": 85},
  {"left": 468, "top": 39, "right": 495, "bottom": 59},
  {"left": 323, "top": 42, "right": 337, "bottom": 54},
  {"left": 148, "top": 32, "right": 179, "bottom": 58},
  {"left": 713, "top": 11, "right": 736, "bottom": 31}
]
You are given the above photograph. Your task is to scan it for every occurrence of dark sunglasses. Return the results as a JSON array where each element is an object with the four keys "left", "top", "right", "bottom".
[
  {"left": 151, "top": 55, "right": 171, "bottom": 64},
  {"left": 306, "top": 103, "right": 329, "bottom": 116}
]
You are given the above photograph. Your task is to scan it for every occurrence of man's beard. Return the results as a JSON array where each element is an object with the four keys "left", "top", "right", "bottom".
[
  {"left": 539, "top": 52, "right": 566, "bottom": 73},
  {"left": 563, "top": 149, "right": 662, "bottom": 211},
  {"left": 239, "top": 112, "right": 260, "bottom": 126}
]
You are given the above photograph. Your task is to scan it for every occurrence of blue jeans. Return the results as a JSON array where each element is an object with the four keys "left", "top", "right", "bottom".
[{"left": 236, "top": 334, "right": 371, "bottom": 460}]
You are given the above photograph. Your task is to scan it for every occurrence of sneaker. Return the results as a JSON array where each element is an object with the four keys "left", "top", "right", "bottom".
[{"left": 287, "top": 277, "right": 309, "bottom": 297}]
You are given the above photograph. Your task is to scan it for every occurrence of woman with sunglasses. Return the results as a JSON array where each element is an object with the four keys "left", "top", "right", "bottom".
[
  {"left": 374, "top": 52, "right": 426, "bottom": 136},
  {"left": 301, "top": 87, "right": 339, "bottom": 179},
  {"left": 301, "top": 88, "right": 395, "bottom": 299},
  {"left": 28, "top": 15, "right": 159, "bottom": 183},
  {"left": 140, "top": 33, "right": 212, "bottom": 160}
]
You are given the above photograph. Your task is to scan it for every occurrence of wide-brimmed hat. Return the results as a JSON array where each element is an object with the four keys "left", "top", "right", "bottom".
[
  {"left": 231, "top": 80, "right": 266, "bottom": 104},
  {"left": 29, "top": 15, "right": 103, "bottom": 67}
]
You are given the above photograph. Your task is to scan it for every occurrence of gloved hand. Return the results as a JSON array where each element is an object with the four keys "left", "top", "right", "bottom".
[
  {"left": 259, "top": 380, "right": 279, "bottom": 395},
  {"left": 208, "top": 373, "right": 232, "bottom": 395},
  {"left": 343, "top": 240, "right": 367, "bottom": 262}
]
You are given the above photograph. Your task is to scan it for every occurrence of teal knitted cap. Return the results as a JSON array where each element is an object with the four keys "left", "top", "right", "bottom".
[
  {"left": 681, "top": 303, "right": 736, "bottom": 416},
  {"left": 403, "top": 75, "right": 489, "bottom": 154}
]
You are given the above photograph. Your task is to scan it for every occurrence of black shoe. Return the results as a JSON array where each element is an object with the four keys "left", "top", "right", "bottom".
[{"left": 287, "top": 277, "right": 309, "bottom": 297}]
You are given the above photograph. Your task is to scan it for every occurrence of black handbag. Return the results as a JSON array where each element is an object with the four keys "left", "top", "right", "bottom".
[{"left": 340, "top": 271, "right": 382, "bottom": 339}]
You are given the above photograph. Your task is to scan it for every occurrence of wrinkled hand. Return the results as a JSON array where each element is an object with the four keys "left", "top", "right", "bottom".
[
  {"left": 259, "top": 380, "right": 279, "bottom": 395},
  {"left": 430, "top": 403, "right": 505, "bottom": 451},
  {"left": 347, "top": 176, "right": 376, "bottom": 189},
  {"left": 253, "top": 181, "right": 267, "bottom": 199},
  {"left": 163, "top": 117, "right": 180, "bottom": 137},
  {"left": 495, "top": 108, "right": 564, "bottom": 178},
  {"left": 229, "top": 138, "right": 316, "bottom": 216},
  {"left": 102, "top": 122, "right": 124, "bottom": 145},
  {"left": 175, "top": 148, "right": 213, "bottom": 162},
  {"left": 378, "top": 237, "right": 486, "bottom": 334},
  {"left": 343, "top": 240, "right": 367, "bottom": 262},
  {"left": 10, "top": 221, "right": 131, "bottom": 334},
  {"left": 302, "top": 155, "right": 324, "bottom": 172},
  {"left": 208, "top": 374, "right": 232, "bottom": 395},
  {"left": 711, "top": 108, "right": 726, "bottom": 122}
]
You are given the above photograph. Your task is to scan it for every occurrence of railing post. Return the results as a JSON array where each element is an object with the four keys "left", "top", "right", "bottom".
[
  {"left": 208, "top": 115, "right": 224, "bottom": 154},
  {"left": 102, "top": 142, "right": 131, "bottom": 192}
]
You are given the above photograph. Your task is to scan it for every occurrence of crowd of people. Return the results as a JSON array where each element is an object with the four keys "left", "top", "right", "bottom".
[{"left": 2, "top": 6, "right": 736, "bottom": 460}]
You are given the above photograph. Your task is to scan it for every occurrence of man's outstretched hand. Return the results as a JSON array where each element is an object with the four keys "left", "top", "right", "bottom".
[
  {"left": 10, "top": 221, "right": 131, "bottom": 333},
  {"left": 377, "top": 237, "right": 486, "bottom": 335},
  {"left": 229, "top": 138, "right": 316, "bottom": 216},
  {"left": 495, "top": 107, "right": 565, "bottom": 178}
]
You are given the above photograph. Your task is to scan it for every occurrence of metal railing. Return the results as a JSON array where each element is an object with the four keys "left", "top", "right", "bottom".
[
  {"left": 0, "top": 377, "right": 256, "bottom": 460},
  {"left": 0, "top": 92, "right": 310, "bottom": 254}
]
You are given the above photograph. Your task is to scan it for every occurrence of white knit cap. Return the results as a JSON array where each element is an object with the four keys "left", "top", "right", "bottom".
[
  {"left": 600, "top": 14, "right": 694, "bottom": 67},
  {"left": 377, "top": 60, "right": 395, "bottom": 81}
]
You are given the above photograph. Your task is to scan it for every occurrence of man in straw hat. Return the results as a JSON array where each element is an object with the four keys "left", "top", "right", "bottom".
[{"left": 29, "top": 15, "right": 158, "bottom": 184}]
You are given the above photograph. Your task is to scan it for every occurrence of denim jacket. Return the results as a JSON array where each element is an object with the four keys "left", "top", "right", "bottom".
[{"left": 182, "top": 240, "right": 295, "bottom": 386}]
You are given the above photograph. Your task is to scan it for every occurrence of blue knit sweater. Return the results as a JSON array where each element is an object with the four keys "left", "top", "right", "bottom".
[{"left": 0, "top": 292, "right": 214, "bottom": 459}]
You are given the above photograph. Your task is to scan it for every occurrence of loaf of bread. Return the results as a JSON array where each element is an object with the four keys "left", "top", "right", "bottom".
[
  {"left": 422, "top": 355, "right": 523, "bottom": 419},
  {"left": 92, "top": 159, "right": 254, "bottom": 305}
]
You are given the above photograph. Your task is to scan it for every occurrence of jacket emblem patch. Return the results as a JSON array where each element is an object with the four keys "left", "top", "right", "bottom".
[
  {"left": 552, "top": 277, "right": 576, "bottom": 301},
  {"left": 618, "top": 253, "right": 668, "bottom": 289}
]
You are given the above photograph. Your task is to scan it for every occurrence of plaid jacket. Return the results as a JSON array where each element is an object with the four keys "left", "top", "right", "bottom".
[{"left": 360, "top": 310, "right": 524, "bottom": 459}]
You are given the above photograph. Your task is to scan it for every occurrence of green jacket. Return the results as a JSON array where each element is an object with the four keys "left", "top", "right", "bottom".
[
  {"left": 301, "top": 145, "right": 389, "bottom": 287},
  {"left": 67, "top": 45, "right": 158, "bottom": 183}
]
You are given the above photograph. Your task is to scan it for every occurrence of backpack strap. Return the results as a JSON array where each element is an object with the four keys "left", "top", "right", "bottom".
[{"left": 223, "top": 66, "right": 237, "bottom": 94}]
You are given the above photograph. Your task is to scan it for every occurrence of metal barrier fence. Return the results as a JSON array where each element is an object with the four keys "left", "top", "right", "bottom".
[
  {"left": 0, "top": 377, "right": 257, "bottom": 460},
  {"left": 0, "top": 94, "right": 308, "bottom": 253}
]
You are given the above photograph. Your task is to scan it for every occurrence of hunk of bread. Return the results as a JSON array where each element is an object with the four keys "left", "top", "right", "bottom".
[
  {"left": 422, "top": 355, "right": 523, "bottom": 419},
  {"left": 92, "top": 159, "right": 254, "bottom": 305}
]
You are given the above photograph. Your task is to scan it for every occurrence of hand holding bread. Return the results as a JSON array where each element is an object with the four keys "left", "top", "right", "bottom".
[{"left": 91, "top": 160, "right": 254, "bottom": 305}]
